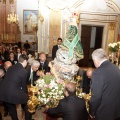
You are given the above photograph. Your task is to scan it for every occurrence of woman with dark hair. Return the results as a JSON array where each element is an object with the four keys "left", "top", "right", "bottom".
[{"left": 8, "top": 51, "right": 18, "bottom": 65}]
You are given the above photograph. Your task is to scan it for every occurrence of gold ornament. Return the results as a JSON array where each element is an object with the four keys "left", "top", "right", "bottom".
[{"left": 27, "top": 85, "right": 40, "bottom": 113}]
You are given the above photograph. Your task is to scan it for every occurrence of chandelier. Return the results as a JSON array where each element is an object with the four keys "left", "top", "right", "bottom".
[
  {"left": 7, "top": 3, "right": 19, "bottom": 24},
  {"left": 7, "top": 11, "right": 19, "bottom": 24}
]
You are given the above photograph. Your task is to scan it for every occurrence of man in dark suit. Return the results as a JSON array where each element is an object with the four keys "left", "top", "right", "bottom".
[
  {"left": 2, "top": 61, "right": 12, "bottom": 117},
  {"left": 52, "top": 38, "right": 62, "bottom": 60},
  {"left": 46, "top": 82, "right": 88, "bottom": 120},
  {"left": 4, "top": 61, "right": 12, "bottom": 71},
  {"left": 37, "top": 52, "right": 50, "bottom": 74},
  {"left": 82, "top": 68, "right": 92, "bottom": 94},
  {"left": 26, "top": 60, "right": 40, "bottom": 86},
  {"left": 16, "top": 47, "right": 22, "bottom": 61},
  {"left": 0, "top": 68, "right": 5, "bottom": 120},
  {"left": 24, "top": 40, "right": 30, "bottom": 50},
  {"left": 89, "top": 48, "right": 120, "bottom": 120},
  {"left": 0, "top": 54, "right": 31, "bottom": 120}
]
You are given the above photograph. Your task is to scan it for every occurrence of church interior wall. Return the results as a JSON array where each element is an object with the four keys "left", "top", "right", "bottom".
[
  {"left": 0, "top": 0, "right": 120, "bottom": 55},
  {"left": 17, "top": 0, "right": 38, "bottom": 43}
]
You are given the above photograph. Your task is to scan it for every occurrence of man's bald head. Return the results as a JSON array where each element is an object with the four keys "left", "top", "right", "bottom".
[
  {"left": 64, "top": 82, "right": 76, "bottom": 96},
  {"left": 86, "top": 68, "right": 93, "bottom": 78},
  {"left": 4, "top": 61, "right": 12, "bottom": 70}
]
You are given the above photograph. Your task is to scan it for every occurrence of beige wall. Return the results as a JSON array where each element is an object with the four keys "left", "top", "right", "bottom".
[{"left": 49, "top": 10, "right": 61, "bottom": 54}]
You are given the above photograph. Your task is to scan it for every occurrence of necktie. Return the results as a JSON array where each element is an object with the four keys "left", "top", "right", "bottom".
[
  {"left": 30, "top": 71, "right": 33, "bottom": 85},
  {"left": 41, "top": 62, "right": 44, "bottom": 70}
]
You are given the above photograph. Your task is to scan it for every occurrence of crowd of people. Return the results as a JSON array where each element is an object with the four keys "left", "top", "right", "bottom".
[
  {"left": 0, "top": 39, "right": 120, "bottom": 120},
  {"left": 0, "top": 41, "right": 51, "bottom": 120}
]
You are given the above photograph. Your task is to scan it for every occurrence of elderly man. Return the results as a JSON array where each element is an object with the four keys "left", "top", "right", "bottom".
[
  {"left": 89, "top": 48, "right": 120, "bottom": 120},
  {"left": 26, "top": 60, "right": 40, "bottom": 86},
  {"left": 0, "top": 68, "right": 5, "bottom": 120},
  {"left": 46, "top": 82, "right": 88, "bottom": 120},
  {"left": 2, "top": 61, "right": 12, "bottom": 117},
  {"left": 82, "top": 68, "right": 93, "bottom": 94},
  {"left": 4, "top": 61, "right": 12, "bottom": 71}
]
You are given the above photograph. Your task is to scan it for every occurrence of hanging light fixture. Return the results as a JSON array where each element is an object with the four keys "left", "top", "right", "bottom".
[{"left": 7, "top": 3, "right": 19, "bottom": 24}]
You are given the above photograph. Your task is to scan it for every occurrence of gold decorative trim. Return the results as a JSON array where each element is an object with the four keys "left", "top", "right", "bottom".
[
  {"left": 9, "top": 0, "right": 14, "bottom": 4},
  {"left": 109, "top": 22, "right": 116, "bottom": 30}
]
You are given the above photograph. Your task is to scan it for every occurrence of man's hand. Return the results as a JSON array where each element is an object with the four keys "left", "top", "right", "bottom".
[
  {"left": 45, "top": 105, "right": 49, "bottom": 111},
  {"left": 89, "top": 114, "right": 95, "bottom": 120},
  {"left": 36, "top": 71, "right": 44, "bottom": 77}
]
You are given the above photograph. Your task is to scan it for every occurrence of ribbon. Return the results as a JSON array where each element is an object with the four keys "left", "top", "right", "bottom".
[{"left": 63, "top": 33, "right": 79, "bottom": 59}]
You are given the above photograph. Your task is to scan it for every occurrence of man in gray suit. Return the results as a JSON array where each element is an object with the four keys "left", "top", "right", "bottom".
[{"left": 89, "top": 48, "right": 120, "bottom": 120}]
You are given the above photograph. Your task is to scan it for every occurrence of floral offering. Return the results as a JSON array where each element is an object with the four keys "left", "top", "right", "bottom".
[
  {"left": 108, "top": 42, "right": 119, "bottom": 52},
  {"left": 36, "top": 74, "right": 64, "bottom": 107}
]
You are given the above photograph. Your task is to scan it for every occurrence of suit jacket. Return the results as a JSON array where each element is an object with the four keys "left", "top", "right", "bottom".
[
  {"left": 37, "top": 60, "right": 50, "bottom": 74},
  {"left": 89, "top": 60, "right": 120, "bottom": 120},
  {"left": 52, "top": 45, "right": 58, "bottom": 60},
  {"left": 0, "top": 77, "right": 3, "bottom": 84},
  {"left": 47, "top": 95, "right": 88, "bottom": 120},
  {"left": 77, "top": 68, "right": 85, "bottom": 89},
  {"left": 0, "top": 63, "right": 28, "bottom": 104},
  {"left": 15, "top": 53, "right": 22, "bottom": 61},
  {"left": 82, "top": 71, "right": 91, "bottom": 94},
  {"left": 7, "top": 58, "right": 18, "bottom": 65},
  {"left": 26, "top": 65, "right": 38, "bottom": 86}
]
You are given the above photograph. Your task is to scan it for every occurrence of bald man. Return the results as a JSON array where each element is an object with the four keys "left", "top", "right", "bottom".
[
  {"left": 82, "top": 68, "right": 93, "bottom": 94},
  {"left": 46, "top": 82, "right": 88, "bottom": 120},
  {"left": 4, "top": 61, "right": 12, "bottom": 71},
  {"left": 0, "top": 68, "right": 4, "bottom": 120},
  {"left": 2, "top": 61, "right": 12, "bottom": 117}
]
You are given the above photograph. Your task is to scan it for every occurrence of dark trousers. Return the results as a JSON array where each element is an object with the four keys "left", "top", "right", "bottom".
[
  {"left": 0, "top": 112, "right": 2, "bottom": 120},
  {"left": 6, "top": 103, "right": 18, "bottom": 120},
  {"left": 3, "top": 102, "right": 8, "bottom": 114},
  {"left": 6, "top": 102, "right": 32, "bottom": 120},
  {"left": 21, "top": 103, "right": 32, "bottom": 120}
]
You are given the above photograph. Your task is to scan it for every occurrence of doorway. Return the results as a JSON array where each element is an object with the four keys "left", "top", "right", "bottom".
[{"left": 79, "top": 25, "right": 103, "bottom": 67}]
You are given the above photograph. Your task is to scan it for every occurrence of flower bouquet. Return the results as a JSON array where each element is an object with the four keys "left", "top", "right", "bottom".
[
  {"left": 36, "top": 74, "right": 64, "bottom": 108},
  {"left": 108, "top": 42, "right": 119, "bottom": 53}
]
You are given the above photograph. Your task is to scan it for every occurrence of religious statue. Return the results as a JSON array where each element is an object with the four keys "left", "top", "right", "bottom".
[{"left": 50, "top": 21, "right": 84, "bottom": 81}]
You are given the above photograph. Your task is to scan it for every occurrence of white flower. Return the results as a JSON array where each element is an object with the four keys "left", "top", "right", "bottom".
[{"left": 36, "top": 75, "right": 64, "bottom": 106}]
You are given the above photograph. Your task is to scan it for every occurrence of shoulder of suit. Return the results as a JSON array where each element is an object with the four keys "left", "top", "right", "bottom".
[
  {"left": 44, "top": 60, "right": 49, "bottom": 64},
  {"left": 53, "top": 45, "right": 58, "bottom": 48},
  {"left": 12, "top": 63, "right": 22, "bottom": 68},
  {"left": 25, "top": 65, "right": 31, "bottom": 70}
]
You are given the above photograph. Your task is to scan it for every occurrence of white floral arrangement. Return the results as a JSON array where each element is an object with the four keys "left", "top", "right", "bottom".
[
  {"left": 108, "top": 42, "right": 119, "bottom": 52},
  {"left": 117, "top": 42, "right": 120, "bottom": 49},
  {"left": 36, "top": 74, "right": 64, "bottom": 107},
  {"left": 36, "top": 74, "right": 90, "bottom": 108}
]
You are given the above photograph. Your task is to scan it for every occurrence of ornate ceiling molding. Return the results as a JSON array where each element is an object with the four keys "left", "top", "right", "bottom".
[{"left": 71, "top": 0, "right": 120, "bottom": 13}]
